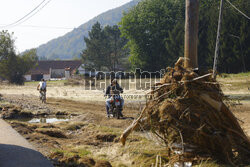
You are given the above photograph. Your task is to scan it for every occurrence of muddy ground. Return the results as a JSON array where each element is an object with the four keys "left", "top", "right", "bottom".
[
  {"left": 0, "top": 94, "right": 167, "bottom": 167},
  {"left": 0, "top": 77, "right": 250, "bottom": 167}
]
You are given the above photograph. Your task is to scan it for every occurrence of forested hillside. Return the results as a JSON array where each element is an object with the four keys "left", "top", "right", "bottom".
[{"left": 36, "top": 0, "right": 140, "bottom": 60}]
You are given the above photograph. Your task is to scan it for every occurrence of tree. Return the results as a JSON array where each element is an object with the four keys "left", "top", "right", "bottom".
[
  {"left": 165, "top": 22, "right": 184, "bottom": 65},
  {"left": 0, "top": 30, "right": 15, "bottom": 61},
  {"left": 120, "top": 0, "right": 250, "bottom": 73},
  {"left": 0, "top": 31, "right": 38, "bottom": 84},
  {"left": 19, "top": 48, "right": 38, "bottom": 74},
  {"left": 104, "top": 25, "right": 128, "bottom": 71},
  {"left": 120, "top": 0, "right": 185, "bottom": 71},
  {"left": 82, "top": 22, "right": 128, "bottom": 71},
  {"left": 82, "top": 22, "right": 107, "bottom": 71},
  {"left": 0, "top": 30, "right": 18, "bottom": 83}
]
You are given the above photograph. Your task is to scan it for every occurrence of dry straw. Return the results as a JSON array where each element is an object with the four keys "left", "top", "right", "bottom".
[{"left": 120, "top": 58, "right": 250, "bottom": 166}]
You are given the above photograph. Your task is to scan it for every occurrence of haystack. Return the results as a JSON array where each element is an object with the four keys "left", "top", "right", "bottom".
[{"left": 120, "top": 59, "right": 250, "bottom": 165}]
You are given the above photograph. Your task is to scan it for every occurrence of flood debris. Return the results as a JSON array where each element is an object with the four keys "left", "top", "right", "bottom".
[{"left": 120, "top": 59, "right": 250, "bottom": 165}]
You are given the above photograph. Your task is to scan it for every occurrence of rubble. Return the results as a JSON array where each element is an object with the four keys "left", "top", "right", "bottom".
[{"left": 120, "top": 59, "right": 250, "bottom": 165}]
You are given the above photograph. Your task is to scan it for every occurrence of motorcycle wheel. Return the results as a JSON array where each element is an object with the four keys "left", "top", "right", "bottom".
[{"left": 115, "top": 107, "right": 122, "bottom": 119}]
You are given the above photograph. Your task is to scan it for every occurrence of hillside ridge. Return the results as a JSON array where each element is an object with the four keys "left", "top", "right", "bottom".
[{"left": 36, "top": 0, "right": 140, "bottom": 60}]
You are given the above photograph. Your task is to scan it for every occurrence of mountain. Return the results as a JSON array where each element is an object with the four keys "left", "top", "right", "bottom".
[{"left": 37, "top": 0, "right": 140, "bottom": 60}]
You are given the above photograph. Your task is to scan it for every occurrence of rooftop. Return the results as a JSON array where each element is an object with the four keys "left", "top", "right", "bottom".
[{"left": 28, "top": 60, "right": 82, "bottom": 75}]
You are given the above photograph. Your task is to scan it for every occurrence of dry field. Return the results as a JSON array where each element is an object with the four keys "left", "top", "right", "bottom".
[
  {"left": 0, "top": 75, "right": 249, "bottom": 166},
  {"left": 0, "top": 79, "right": 154, "bottom": 102}
]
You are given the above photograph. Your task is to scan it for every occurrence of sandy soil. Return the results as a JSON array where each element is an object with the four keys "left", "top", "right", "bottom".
[
  {"left": 230, "top": 101, "right": 250, "bottom": 137},
  {"left": 0, "top": 81, "right": 149, "bottom": 103},
  {"left": 217, "top": 76, "right": 250, "bottom": 95}
]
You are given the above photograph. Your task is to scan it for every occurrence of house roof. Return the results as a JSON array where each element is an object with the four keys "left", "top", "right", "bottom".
[{"left": 28, "top": 60, "right": 82, "bottom": 75}]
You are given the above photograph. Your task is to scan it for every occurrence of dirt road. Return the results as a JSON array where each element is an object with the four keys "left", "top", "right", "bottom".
[
  {"left": 2, "top": 94, "right": 139, "bottom": 128},
  {"left": 1, "top": 94, "right": 155, "bottom": 166},
  {"left": 0, "top": 78, "right": 250, "bottom": 166}
]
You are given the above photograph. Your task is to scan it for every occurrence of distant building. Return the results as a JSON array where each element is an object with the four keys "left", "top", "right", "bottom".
[{"left": 24, "top": 60, "right": 83, "bottom": 81}]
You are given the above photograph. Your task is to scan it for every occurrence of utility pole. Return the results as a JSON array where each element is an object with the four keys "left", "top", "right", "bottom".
[
  {"left": 184, "top": 0, "right": 199, "bottom": 69},
  {"left": 213, "top": 0, "right": 224, "bottom": 79}
]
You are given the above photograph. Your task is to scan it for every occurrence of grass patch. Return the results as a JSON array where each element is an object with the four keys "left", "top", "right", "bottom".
[
  {"left": 194, "top": 160, "right": 228, "bottom": 167},
  {"left": 53, "top": 149, "right": 75, "bottom": 157},
  {"left": 116, "top": 132, "right": 169, "bottom": 167},
  {"left": 64, "top": 122, "right": 86, "bottom": 131},
  {"left": 219, "top": 72, "right": 250, "bottom": 78},
  {"left": 52, "top": 148, "right": 91, "bottom": 158},
  {"left": 217, "top": 72, "right": 250, "bottom": 92},
  {"left": 117, "top": 164, "right": 128, "bottom": 167},
  {"left": 95, "top": 125, "right": 122, "bottom": 135},
  {"left": 77, "top": 149, "right": 91, "bottom": 156}
]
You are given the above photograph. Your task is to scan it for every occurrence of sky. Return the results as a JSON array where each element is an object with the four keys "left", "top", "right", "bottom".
[{"left": 0, "top": 0, "right": 132, "bottom": 53}]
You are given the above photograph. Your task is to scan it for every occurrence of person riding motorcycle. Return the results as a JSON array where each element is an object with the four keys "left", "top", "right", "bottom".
[
  {"left": 37, "top": 79, "right": 47, "bottom": 103},
  {"left": 105, "top": 79, "right": 124, "bottom": 118}
]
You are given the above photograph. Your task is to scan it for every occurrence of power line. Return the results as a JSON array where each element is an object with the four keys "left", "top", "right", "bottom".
[
  {"left": 9, "top": 24, "right": 74, "bottom": 30},
  {"left": 0, "top": 0, "right": 74, "bottom": 30},
  {"left": 0, "top": 0, "right": 46, "bottom": 28},
  {"left": 0, "top": 24, "right": 74, "bottom": 30},
  {"left": 14, "top": 0, "right": 52, "bottom": 28},
  {"left": 225, "top": 0, "right": 250, "bottom": 20}
]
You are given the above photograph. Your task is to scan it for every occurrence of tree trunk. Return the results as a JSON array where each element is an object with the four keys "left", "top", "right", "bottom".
[{"left": 184, "top": 0, "right": 199, "bottom": 69}]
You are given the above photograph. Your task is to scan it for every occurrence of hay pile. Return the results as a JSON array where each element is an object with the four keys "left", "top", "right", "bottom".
[{"left": 120, "top": 59, "right": 250, "bottom": 165}]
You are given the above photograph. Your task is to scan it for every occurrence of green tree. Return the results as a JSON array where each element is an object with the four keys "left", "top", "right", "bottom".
[
  {"left": 0, "top": 30, "right": 18, "bottom": 83},
  {"left": 82, "top": 22, "right": 128, "bottom": 71},
  {"left": 120, "top": 0, "right": 185, "bottom": 71},
  {"left": 104, "top": 25, "right": 128, "bottom": 71},
  {"left": 0, "top": 31, "right": 38, "bottom": 84},
  {"left": 19, "top": 48, "right": 38, "bottom": 74},
  {"left": 82, "top": 22, "right": 107, "bottom": 70},
  {"left": 120, "top": 0, "right": 250, "bottom": 73},
  {"left": 0, "top": 30, "right": 15, "bottom": 61}
]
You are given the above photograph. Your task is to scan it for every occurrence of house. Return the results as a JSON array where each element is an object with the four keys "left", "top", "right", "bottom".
[
  {"left": 77, "top": 64, "right": 98, "bottom": 77},
  {"left": 24, "top": 60, "right": 83, "bottom": 81}
]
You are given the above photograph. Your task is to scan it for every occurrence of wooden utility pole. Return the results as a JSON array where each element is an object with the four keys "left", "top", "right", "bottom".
[
  {"left": 184, "top": 0, "right": 199, "bottom": 69},
  {"left": 213, "top": 0, "right": 224, "bottom": 78}
]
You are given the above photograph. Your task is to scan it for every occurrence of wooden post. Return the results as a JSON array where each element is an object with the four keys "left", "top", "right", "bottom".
[{"left": 184, "top": 0, "right": 199, "bottom": 69}]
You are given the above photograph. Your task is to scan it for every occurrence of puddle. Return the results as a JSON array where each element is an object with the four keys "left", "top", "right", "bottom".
[
  {"left": 18, "top": 117, "right": 70, "bottom": 123},
  {"left": 28, "top": 117, "right": 69, "bottom": 123}
]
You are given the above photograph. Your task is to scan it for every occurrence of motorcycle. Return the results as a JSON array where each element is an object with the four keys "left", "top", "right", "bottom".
[{"left": 109, "top": 95, "right": 123, "bottom": 119}]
